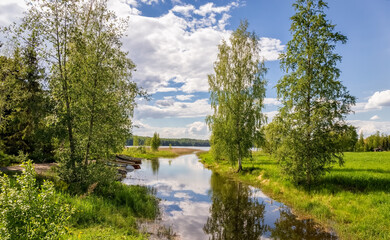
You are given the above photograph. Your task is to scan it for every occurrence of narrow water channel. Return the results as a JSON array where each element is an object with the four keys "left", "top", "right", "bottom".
[{"left": 123, "top": 152, "right": 336, "bottom": 240}]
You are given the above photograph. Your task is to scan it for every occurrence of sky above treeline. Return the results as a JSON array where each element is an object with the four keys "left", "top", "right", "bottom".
[{"left": 1, "top": 0, "right": 389, "bottom": 139}]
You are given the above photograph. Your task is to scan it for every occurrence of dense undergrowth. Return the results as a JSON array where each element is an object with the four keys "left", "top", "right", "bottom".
[{"left": 198, "top": 151, "right": 390, "bottom": 240}]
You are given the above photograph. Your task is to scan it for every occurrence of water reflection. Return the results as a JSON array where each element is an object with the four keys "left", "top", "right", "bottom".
[
  {"left": 123, "top": 153, "right": 336, "bottom": 240},
  {"left": 270, "top": 209, "right": 337, "bottom": 240},
  {"left": 151, "top": 159, "right": 160, "bottom": 175},
  {"left": 204, "top": 173, "right": 267, "bottom": 240}
]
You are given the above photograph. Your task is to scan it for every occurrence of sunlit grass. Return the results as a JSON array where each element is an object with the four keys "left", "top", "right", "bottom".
[
  {"left": 59, "top": 183, "right": 158, "bottom": 239},
  {"left": 198, "top": 151, "right": 390, "bottom": 240},
  {"left": 121, "top": 147, "right": 178, "bottom": 159}
]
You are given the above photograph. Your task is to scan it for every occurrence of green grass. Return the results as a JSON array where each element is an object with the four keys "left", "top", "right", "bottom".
[
  {"left": 198, "top": 151, "right": 390, "bottom": 240},
  {"left": 121, "top": 147, "right": 178, "bottom": 159},
  {"left": 59, "top": 182, "right": 158, "bottom": 239}
]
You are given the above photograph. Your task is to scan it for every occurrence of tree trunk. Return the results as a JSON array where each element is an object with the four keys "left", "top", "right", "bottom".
[
  {"left": 55, "top": 12, "right": 75, "bottom": 167},
  {"left": 237, "top": 155, "right": 243, "bottom": 172}
]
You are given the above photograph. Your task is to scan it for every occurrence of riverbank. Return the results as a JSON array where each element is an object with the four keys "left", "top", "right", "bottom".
[{"left": 198, "top": 151, "right": 390, "bottom": 240}]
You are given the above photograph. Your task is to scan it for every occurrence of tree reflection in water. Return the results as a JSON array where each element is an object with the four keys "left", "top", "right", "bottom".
[
  {"left": 270, "top": 209, "right": 337, "bottom": 240},
  {"left": 203, "top": 173, "right": 267, "bottom": 240},
  {"left": 151, "top": 159, "right": 160, "bottom": 175}
]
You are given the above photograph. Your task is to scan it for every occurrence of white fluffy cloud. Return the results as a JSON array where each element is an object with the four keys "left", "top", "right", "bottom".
[
  {"left": 349, "top": 120, "right": 390, "bottom": 136},
  {"left": 264, "top": 98, "right": 280, "bottom": 106},
  {"left": 108, "top": 0, "right": 141, "bottom": 16},
  {"left": 0, "top": 0, "right": 26, "bottom": 27},
  {"left": 135, "top": 98, "right": 212, "bottom": 119},
  {"left": 133, "top": 120, "right": 209, "bottom": 139},
  {"left": 259, "top": 38, "right": 285, "bottom": 61},
  {"left": 370, "top": 115, "right": 380, "bottom": 120},
  {"left": 124, "top": 11, "right": 231, "bottom": 93},
  {"left": 365, "top": 90, "right": 390, "bottom": 110},
  {"left": 120, "top": 2, "right": 284, "bottom": 94},
  {"left": 140, "top": 0, "right": 163, "bottom": 5},
  {"left": 176, "top": 94, "right": 194, "bottom": 101},
  {"left": 172, "top": 4, "right": 195, "bottom": 17}
]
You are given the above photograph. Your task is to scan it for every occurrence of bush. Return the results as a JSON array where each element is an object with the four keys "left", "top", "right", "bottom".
[
  {"left": 56, "top": 153, "right": 117, "bottom": 195},
  {"left": 0, "top": 161, "right": 72, "bottom": 239},
  {"left": 0, "top": 151, "right": 26, "bottom": 167}
]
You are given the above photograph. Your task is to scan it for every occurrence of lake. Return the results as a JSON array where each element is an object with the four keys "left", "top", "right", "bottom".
[{"left": 123, "top": 151, "right": 336, "bottom": 240}]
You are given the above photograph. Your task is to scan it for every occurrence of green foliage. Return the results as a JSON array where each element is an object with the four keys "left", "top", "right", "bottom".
[
  {"left": 272, "top": 0, "right": 355, "bottom": 185},
  {"left": 0, "top": 39, "right": 54, "bottom": 163},
  {"left": 355, "top": 131, "right": 365, "bottom": 152},
  {"left": 150, "top": 132, "right": 161, "bottom": 152},
  {"left": 0, "top": 161, "right": 72, "bottom": 239},
  {"left": 14, "top": 0, "right": 143, "bottom": 183},
  {"left": 56, "top": 156, "right": 117, "bottom": 195},
  {"left": 133, "top": 136, "right": 139, "bottom": 146},
  {"left": 54, "top": 182, "right": 157, "bottom": 239},
  {"left": 361, "top": 131, "right": 390, "bottom": 152},
  {"left": 337, "top": 125, "right": 358, "bottom": 152},
  {"left": 207, "top": 21, "right": 267, "bottom": 171}
]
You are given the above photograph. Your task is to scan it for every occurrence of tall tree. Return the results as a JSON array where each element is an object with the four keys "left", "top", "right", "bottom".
[
  {"left": 0, "top": 33, "right": 52, "bottom": 162},
  {"left": 151, "top": 132, "right": 160, "bottom": 151},
  {"left": 17, "top": 0, "right": 142, "bottom": 185},
  {"left": 207, "top": 21, "right": 266, "bottom": 172},
  {"left": 356, "top": 131, "right": 365, "bottom": 152},
  {"left": 67, "top": 0, "right": 139, "bottom": 164},
  {"left": 21, "top": 0, "right": 79, "bottom": 167},
  {"left": 272, "top": 0, "right": 355, "bottom": 185}
]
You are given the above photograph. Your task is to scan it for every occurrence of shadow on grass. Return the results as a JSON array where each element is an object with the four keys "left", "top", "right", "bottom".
[
  {"left": 313, "top": 175, "right": 390, "bottom": 193},
  {"left": 331, "top": 168, "right": 390, "bottom": 174}
]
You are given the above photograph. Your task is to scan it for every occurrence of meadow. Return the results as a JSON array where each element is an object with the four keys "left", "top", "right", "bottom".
[{"left": 198, "top": 151, "right": 390, "bottom": 240}]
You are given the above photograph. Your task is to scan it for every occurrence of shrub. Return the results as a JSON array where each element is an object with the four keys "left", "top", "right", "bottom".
[
  {"left": 56, "top": 158, "right": 117, "bottom": 195},
  {"left": 0, "top": 161, "right": 72, "bottom": 239}
]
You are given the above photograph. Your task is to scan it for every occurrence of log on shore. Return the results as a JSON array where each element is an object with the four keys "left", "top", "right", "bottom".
[{"left": 116, "top": 154, "right": 142, "bottom": 164}]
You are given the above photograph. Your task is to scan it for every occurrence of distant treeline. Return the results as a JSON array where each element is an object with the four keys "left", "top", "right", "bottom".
[
  {"left": 356, "top": 131, "right": 390, "bottom": 152},
  {"left": 126, "top": 136, "right": 210, "bottom": 147}
]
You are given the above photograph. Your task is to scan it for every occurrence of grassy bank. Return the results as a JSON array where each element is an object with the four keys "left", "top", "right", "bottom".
[
  {"left": 198, "top": 151, "right": 390, "bottom": 240},
  {"left": 1, "top": 166, "right": 159, "bottom": 240},
  {"left": 121, "top": 147, "right": 198, "bottom": 159},
  {"left": 61, "top": 182, "right": 158, "bottom": 239}
]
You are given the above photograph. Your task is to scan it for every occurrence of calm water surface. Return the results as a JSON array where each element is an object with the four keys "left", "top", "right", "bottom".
[{"left": 122, "top": 152, "right": 336, "bottom": 240}]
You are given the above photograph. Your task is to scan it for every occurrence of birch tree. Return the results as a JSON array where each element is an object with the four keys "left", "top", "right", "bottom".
[
  {"left": 207, "top": 21, "right": 267, "bottom": 172},
  {"left": 272, "top": 0, "right": 355, "bottom": 186}
]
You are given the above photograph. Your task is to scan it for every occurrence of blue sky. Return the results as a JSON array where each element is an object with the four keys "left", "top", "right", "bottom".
[{"left": 1, "top": 0, "right": 389, "bottom": 139}]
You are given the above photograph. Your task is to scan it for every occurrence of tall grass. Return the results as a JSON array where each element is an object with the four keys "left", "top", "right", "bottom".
[
  {"left": 59, "top": 182, "right": 158, "bottom": 239},
  {"left": 198, "top": 151, "right": 390, "bottom": 240}
]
